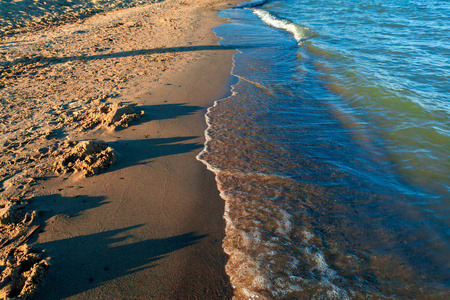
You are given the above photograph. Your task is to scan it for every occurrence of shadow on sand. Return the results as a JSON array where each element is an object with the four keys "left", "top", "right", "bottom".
[
  {"left": 25, "top": 64, "right": 228, "bottom": 299},
  {"left": 28, "top": 193, "right": 108, "bottom": 224},
  {"left": 1, "top": 43, "right": 267, "bottom": 71},
  {"left": 143, "top": 103, "right": 202, "bottom": 121},
  {"left": 107, "top": 136, "right": 203, "bottom": 173},
  {"left": 34, "top": 225, "right": 205, "bottom": 299}
]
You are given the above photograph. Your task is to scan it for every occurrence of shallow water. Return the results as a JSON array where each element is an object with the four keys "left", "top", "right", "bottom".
[{"left": 198, "top": 0, "right": 450, "bottom": 298}]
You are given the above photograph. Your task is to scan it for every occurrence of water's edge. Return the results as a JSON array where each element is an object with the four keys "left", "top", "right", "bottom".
[{"left": 197, "top": 1, "right": 449, "bottom": 298}]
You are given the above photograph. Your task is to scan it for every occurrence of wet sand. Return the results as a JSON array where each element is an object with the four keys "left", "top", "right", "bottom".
[{"left": 0, "top": 0, "right": 239, "bottom": 298}]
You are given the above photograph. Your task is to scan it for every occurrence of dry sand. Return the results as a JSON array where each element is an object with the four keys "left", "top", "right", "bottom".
[{"left": 0, "top": 0, "right": 239, "bottom": 298}]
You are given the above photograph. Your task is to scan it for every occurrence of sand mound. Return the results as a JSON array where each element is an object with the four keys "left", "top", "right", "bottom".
[
  {"left": 0, "top": 0, "right": 212, "bottom": 297},
  {"left": 0, "top": 244, "right": 50, "bottom": 300},
  {"left": 82, "top": 102, "right": 144, "bottom": 131},
  {"left": 0, "top": 203, "right": 24, "bottom": 226},
  {"left": 53, "top": 140, "right": 115, "bottom": 177},
  {"left": 0, "top": 207, "right": 47, "bottom": 300}
]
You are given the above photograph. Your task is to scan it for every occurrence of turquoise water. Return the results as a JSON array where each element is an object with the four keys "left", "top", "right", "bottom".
[
  {"left": 262, "top": 0, "right": 450, "bottom": 198},
  {"left": 198, "top": 0, "right": 450, "bottom": 298}
]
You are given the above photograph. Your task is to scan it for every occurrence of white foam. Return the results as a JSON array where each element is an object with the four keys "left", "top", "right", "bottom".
[
  {"left": 252, "top": 275, "right": 272, "bottom": 290},
  {"left": 313, "top": 252, "right": 335, "bottom": 277},
  {"left": 302, "top": 229, "right": 313, "bottom": 243},
  {"left": 274, "top": 209, "right": 293, "bottom": 237},
  {"left": 252, "top": 9, "right": 316, "bottom": 44},
  {"left": 196, "top": 18, "right": 348, "bottom": 300}
]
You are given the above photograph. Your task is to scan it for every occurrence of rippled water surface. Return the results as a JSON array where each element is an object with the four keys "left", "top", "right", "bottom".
[{"left": 198, "top": 0, "right": 450, "bottom": 298}]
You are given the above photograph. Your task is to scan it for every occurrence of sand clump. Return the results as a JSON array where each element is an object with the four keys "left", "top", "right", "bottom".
[
  {"left": 0, "top": 206, "right": 49, "bottom": 300},
  {"left": 0, "top": 138, "right": 116, "bottom": 299},
  {"left": 81, "top": 102, "right": 144, "bottom": 130},
  {"left": 0, "top": 137, "right": 116, "bottom": 299},
  {"left": 53, "top": 140, "right": 115, "bottom": 177},
  {"left": 0, "top": 244, "right": 50, "bottom": 300},
  {"left": 0, "top": 174, "right": 49, "bottom": 299},
  {"left": 0, "top": 203, "right": 24, "bottom": 226},
  {"left": 0, "top": 0, "right": 232, "bottom": 298}
]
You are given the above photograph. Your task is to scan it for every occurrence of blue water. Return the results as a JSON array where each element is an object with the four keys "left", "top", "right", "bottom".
[
  {"left": 198, "top": 0, "right": 450, "bottom": 298},
  {"left": 260, "top": 0, "right": 450, "bottom": 197}
]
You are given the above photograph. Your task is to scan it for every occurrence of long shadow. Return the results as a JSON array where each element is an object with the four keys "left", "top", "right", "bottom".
[
  {"left": 108, "top": 136, "right": 203, "bottom": 172},
  {"left": 26, "top": 134, "right": 205, "bottom": 299},
  {"left": 108, "top": 103, "right": 202, "bottom": 132},
  {"left": 29, "top": 194, "right": 108, "bottom": 224},
  {"left": 34, "top": 226, "right": 205, "bottom": 299},
  {"left": 1, "top": 44, "right": 260, "bottom": 69},
  {"left": 23, "top": 86, "right": 217, "bottom": 298},
  {"left": 144, "top": 103, "right": 202, "bottom": 121}
]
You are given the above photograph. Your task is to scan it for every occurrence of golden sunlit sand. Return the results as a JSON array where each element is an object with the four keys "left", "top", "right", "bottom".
[{"left": 0, "top": 0, "right": 238, "bottom": 298}]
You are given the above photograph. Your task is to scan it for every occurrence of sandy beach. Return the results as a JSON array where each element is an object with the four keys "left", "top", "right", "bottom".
[{"left": 0, "top": 0, "right": 239, "bottom": 298}]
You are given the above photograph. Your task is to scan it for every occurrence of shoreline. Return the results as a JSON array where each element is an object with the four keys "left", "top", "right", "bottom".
[{"left": 1, "top": 0, "right": 239, "bottom": 298}]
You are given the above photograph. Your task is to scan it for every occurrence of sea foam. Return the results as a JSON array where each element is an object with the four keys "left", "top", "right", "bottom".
[{"left": 252, "top": 9, "right": 316, "bottom": 44}]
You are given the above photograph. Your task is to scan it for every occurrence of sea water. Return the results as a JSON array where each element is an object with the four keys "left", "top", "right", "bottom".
[{"left": 197, "top": 0, "right": 449, "bottom": 298}]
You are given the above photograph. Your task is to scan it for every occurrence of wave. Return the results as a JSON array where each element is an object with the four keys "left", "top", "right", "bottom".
[
  {"left": 252, "top": 9, "right": 317, "bottom": 44},
  {"left": 201, "top": 1, "right": 450, "bottom": 298}
]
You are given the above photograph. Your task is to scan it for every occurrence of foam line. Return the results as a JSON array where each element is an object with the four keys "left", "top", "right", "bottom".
[{"left": 252, "top": 9, "right": 317, "bottom": 44}]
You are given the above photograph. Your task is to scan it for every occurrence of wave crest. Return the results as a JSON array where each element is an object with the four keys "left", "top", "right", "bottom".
[{"left": 252, "top": 9, "right": 317, "bottom": 44}]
